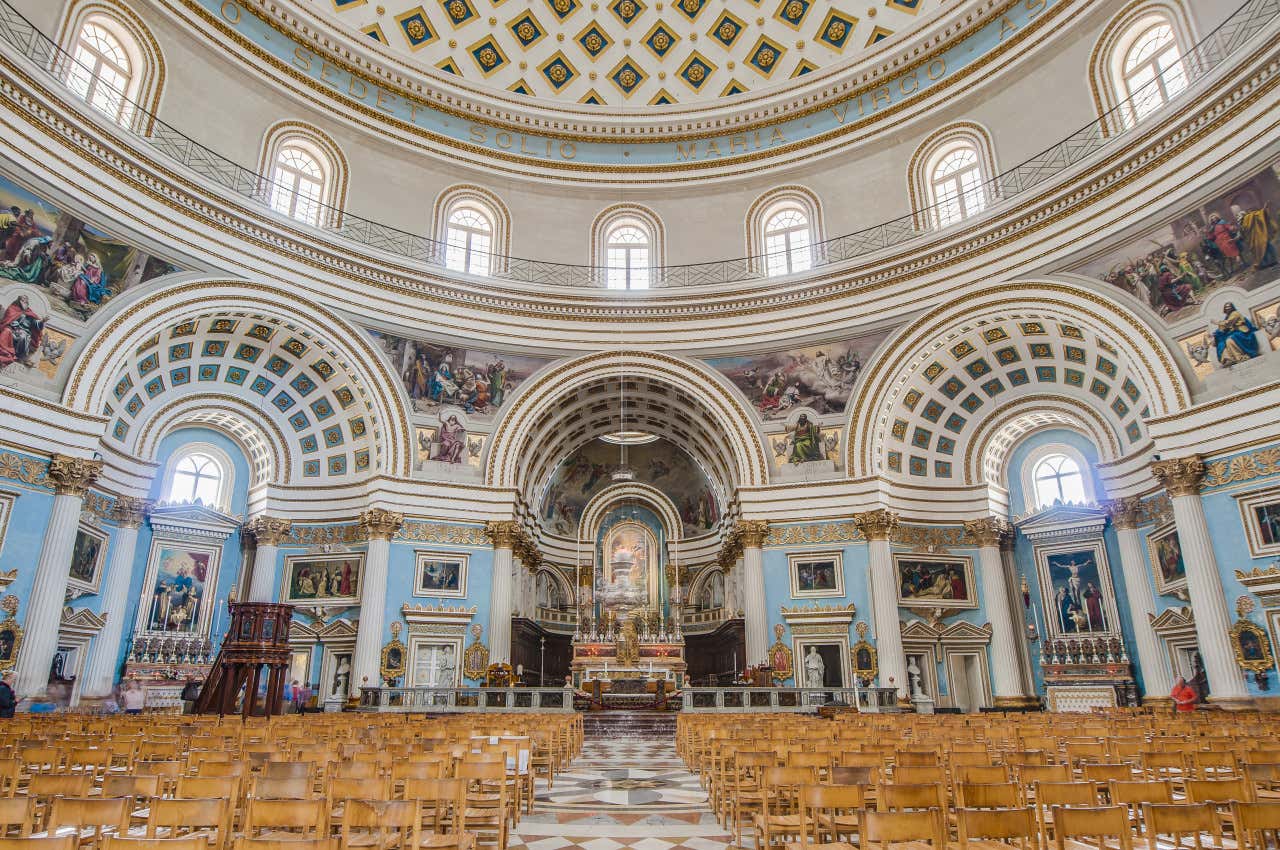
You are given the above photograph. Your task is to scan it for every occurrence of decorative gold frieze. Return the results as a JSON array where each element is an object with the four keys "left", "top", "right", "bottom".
[
  {"left": 398, "top": 522, "right": 488, "bottom": 546},
  {"left": 1203, "top": 447, "right": 1280, "bottom": 490},
  {"left": 898, "top": 524, "right": 966, "bottom": 552},
  {"left": 47, "top": 454, "right": 101, "bottom": 497},
  {"left": 764, "top": 521, "right": 862, "bottom": 547},
  {"left": 289, "top": 524, "right": 362, "bottom": 546},
  {"left": 854, "top": 509, "right": 899, "bottom": 542},
  {"left": 359, "top": 508, "right": 404, "bottom": 541},
  {"left": 1151, "top": 455, "right": 1206, "bottom": 497},
  {"left": 0, "top": 452, "right": 49, "bottom": 489},
  {"left": 245, "top": 515, "right": 293, "bottom": 546}
]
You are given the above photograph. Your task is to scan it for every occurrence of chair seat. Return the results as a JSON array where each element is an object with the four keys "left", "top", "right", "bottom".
[
  {"left": 752, "top": 814, "right": 802, "bottom": 830},
  {"left": 421, "top": 833, "right": 476, "bottom": 850}
]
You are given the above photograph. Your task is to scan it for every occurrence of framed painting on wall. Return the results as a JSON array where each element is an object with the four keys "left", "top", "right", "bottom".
[
  {"left": 0, "top": 490, "right": 16, "bottom": 559},
  {"left": 1145, "top": 522, "right": 1188, "bottom": 596},
  {"left": 137, "top": 539, "right": 220, "bottom": 635},
  {"left": 282, "top": 554, "right": 363, "bottom": 605},
  {"left": 1034, "top": 539, "right": 1121, "bottom": 639},
  {"left": 66, "top": 523, "right": 107, "bottom": 596},
  {"left": 414, "top": 552, "right": 468, "bottom": 599},
  {"left": 1238, "top": 487, "right": 1280, "bottom": 558},
  {"left": 788, "top": 552, "right": 844, "bottom": 598},
  {"left": 894, "top": 554, "right": 977, "bottom": 609}
]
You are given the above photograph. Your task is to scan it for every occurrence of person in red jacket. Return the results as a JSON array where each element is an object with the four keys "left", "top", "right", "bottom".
[{"left": 1171, "top": 676, "right": 1199, "bottom": 712}]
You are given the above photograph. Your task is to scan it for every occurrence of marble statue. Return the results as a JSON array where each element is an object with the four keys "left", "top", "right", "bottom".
[{"left": 804, "top": 646, "right": 825, "bottom": 687}]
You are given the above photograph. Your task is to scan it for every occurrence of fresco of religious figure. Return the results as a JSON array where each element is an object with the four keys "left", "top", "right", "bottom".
[
  {"left": 787, "top": 414, "right": 824, "bottom": 464},
  {"left": 1213, "top": 302, "right": 1261, "bottom": 366}
]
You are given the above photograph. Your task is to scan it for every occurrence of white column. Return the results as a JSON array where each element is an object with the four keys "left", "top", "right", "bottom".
[
  {"left": 486, "top": 521, "right": 518, "bottom": 664},
  {"left": 737, "top": 521, "right": 769, "bottom": 665},
  {"left": 1106, "top": 497, "right": 1174, "bottom": 701},
  {"left": 79, "top": 497, "right": 150, "bottom": 699},
  {"left": 965, "top": 517, "right": 1031, "bottom": 706},
  {"left": 856, "top": 509, "right": 907, "bottom": 700},
  {"left": 1152, "top": 456, "right": 1248, "bottom": 701},
  {"left": 999, "top": 544, "right": 1037, "bottom": 697},
  {"left": 15, "top": 455, "right": 102, "bottom": 699},
  {"left": 351, "top": 508, "right": 402, "bottom": 697},
  {"left": 244, "top": 516, "right": 291, "bottom": 603}
]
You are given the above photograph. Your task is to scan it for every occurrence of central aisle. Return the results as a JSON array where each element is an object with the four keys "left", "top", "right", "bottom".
[{"left": 513, "top": 720, "right": 734, "bottom": 850}]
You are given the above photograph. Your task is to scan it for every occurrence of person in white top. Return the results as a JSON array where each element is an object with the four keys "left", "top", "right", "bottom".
[{"left": 120, "top": 679, "right": 145, "bottom": 714}]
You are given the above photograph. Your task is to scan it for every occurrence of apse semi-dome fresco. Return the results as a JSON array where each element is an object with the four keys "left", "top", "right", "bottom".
[{"left": 307, "top": 0, "right": 932, "bottom": 106}]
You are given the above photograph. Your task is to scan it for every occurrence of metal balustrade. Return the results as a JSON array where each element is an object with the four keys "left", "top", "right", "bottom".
[
  {"left": 679, "top": 685, "right": 901, "bottom": 713},
  {"left": 0, "top": 0, "right": 1274, "bottom": 289}
]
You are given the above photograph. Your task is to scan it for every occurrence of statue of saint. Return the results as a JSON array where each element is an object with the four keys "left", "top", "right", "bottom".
[{"left": 804, "top": 646, "right": 825, "bottom": 687}]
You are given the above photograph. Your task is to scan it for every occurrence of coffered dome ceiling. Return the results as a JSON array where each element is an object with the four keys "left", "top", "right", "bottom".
[{"left": 312, "top": 0, "right": 932, "bottom": 106}]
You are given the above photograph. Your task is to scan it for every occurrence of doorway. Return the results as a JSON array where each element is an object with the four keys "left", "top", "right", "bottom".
[{"left": 946, "top": 651, "right": 989, "bottom": 713}]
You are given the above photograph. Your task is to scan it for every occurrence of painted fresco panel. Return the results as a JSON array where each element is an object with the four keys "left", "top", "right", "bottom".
[
  {"left": 367, "top": 329, "right": 551, "bottom": 420},
  {"left": 703, "top": 333, "right": 888, "bottom": 419},
  {"left": 1070, "top": 164, "right": 1280, "bottom": 323}
]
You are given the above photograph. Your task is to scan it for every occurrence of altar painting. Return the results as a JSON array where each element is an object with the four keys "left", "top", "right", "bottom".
[
  {"left": 1035, "top": 541, "right": 1120, "bottom": 638},
  {"left": 895, "top": 554, "right": 976, "bottom": 609},
  {"left": 283, "top": 554, "right": 362, "bottom": 605},
  {"left": 597, "top": 523, "right": 655, "bottom": 611},
  {"left": 704, "top": 332, "right": 889, "bottom": 419},
  {"left": 1146, "top": 522, "right": 1187, "bottom": 596},
  {"left": 139, "top": 541, "right": 217, "bottom": 634}
]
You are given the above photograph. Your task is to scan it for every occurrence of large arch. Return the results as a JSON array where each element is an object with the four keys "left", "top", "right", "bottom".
[
  {"left": 63, "top": 278, "right": 413, "bottom": 485},
  {"left": 485, "top": 351, "right": 769, "bottom": 499},
  {"left": 847, "top": 281, "right": 1191, "bottom": 485}
]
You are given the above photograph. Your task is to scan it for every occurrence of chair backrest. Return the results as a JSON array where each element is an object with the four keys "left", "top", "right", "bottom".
[
  {"left": 250, "top": 776, "right": 313, "bottom": 800},
  {"left": 831, "top": 766, "right": 877, "bottom": 786},
  {"left": 1018, "top": 765, "right": 1070, "bottom": 786},
  {"left": 0, "top": 798, "right": 33, "bottom": 837},
  {"left": 146, "top": 798, "right": 229, "bottom": 850},
  {"left": 1144, "top": 802, "right": 1220, "bottom": 850},
  {"left": 233, "top": 839, "right": 332, "bottom": 850},
  {"left": 262, "top": 762, "right": 313, "bottom": 781},
  {"left": 102, "top": 775, "right": 161, "bottom": 803},
  {"left": 956, "top": 807, "right": 1037, "bottom": 848},
  {"left": 1082, "top": 764, "right": 1132, "bottom": 784},
  {"left": 27, "top": 775, "right": 93, "bottom": 799},
  {"left": 1035, "top": 780, "right": 1099, "bottom": 808},
  {"left": 330, "top": 762, "right": 380, "bottom": 781},
  {"left": 327, "top": 777, "right": 389, "bottom": 802},
  {"left": 46, "top": 797, "right": 130, "bottom": 841},
  {"left": 1231, "top": 800, "right": 1280, "bottom": 850},
  {"left": 1186, "top": 777, "right": 1254, "bottom": 805},
  {"left": 1051, "top": 805, "right": 1132, "bottom": 850},
  {"left": 895, "top": 766, "right": 946, "bottom": 785},
  {"left": 401, "top": 777, "right": 464, "bottom": 832},
  {"left": 243, "top": 798, "right": 328, "bottom": 838},
  {"left": 896, "top": 751, "right": 941, "bottom": 768},
  {"left": 958, "top": 765, "right": 1009, "bottom": 785},
  {"left": 958, "top": 783, "right": 1020, "bottom": 809},
  {"left": 862, "top": 808, "right": 945, "bottom": 849},
  {"left": 339, "top": 799, "right": 419, "bottom": 850},
  {"left": 877, "top": 783, "right": 946, "bottom": 812},
  {"left": 1108, "top": 779, "right": 1173, "bottom": 806},
  {"left": 104, "top": 838, "right": 208, "bottom": 850},
  {"left": 175, "top": 776, "right": 238, "bottom": 801},
  {"left": 0, "top": 837, "right": 77, "bottom": 850}
]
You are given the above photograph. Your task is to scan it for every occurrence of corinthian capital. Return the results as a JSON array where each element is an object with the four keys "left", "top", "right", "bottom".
[
  {"left": 47, "top": 453, "right": 102, "bottom": 497},
  {"left": 1151, "top": 455, "right": 1205, "bottom": 498},
  {"left": 854, "top": 508, "right": 899, "bottom": 541},
  {"left": 735, "top": 520, "right": 770, "bottom": 549},
  {"left": 485, "top": 520, "right": 520, "bottom": 549},
  {"left": 963, "top": 517, "right": 1013, "bottom": 548},
  {"left": 359, "top": 508, "right": 404, "bottom": 541},
  {"left": 246, "top": 515, "right": 293, "bottom": 546},
  {"left": 1103, "top": 496, "right": 1144, "bottom": 530},
  {"left": 110, "top": 496, "right": 152, "bottom": 528}
]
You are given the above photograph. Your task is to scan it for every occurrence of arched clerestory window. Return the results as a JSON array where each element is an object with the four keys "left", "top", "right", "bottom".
[
  {"left": 433, "top": 186, "right": 511, "bottom": 276},
  {"left": 908, "top": 123, "right": 999, "bottom": 230},
  {"left": 745, "top": 187, "right": 824, "bottom": 278},
  {"left": 1089, "top": 3, "right": 1196, "bottom": 134},
  {"left": 56, "top": 2, "right": 165, "bottom": 134},
  {"left": 162, "top": 443, "right": 234, "bottom": 512},
  {"left": 591, "top": 205, "right": 664, "bottom": 289},
  {"left": 258, "top": 122, "right": 348, "bottom": 228}
]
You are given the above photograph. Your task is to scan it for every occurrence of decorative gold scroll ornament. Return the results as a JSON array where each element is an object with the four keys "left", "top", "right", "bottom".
[
  {"left": 851, "top": 621, "right": 878, "bottom": 685},
  {"left": 380, "top": 621, "right": 407, "bottom": 684},
  {"left": 462, "top": 623, "right": 489, "bottom": 682},
  {"left": 767, "top": 622, "right": 793, "bottom": 684}
]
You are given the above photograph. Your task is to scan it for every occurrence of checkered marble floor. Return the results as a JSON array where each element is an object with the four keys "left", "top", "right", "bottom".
[{"left": 512, "top": 735, "right": 734, "bottom": 850}]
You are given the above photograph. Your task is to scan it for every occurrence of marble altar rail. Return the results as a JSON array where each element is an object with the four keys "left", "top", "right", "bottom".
[
  {"left": 680, "top": 686, "right": 900, "bottom": 713},
  {"left": 358, "top": 686, "right": 575, "bottom": 712}
]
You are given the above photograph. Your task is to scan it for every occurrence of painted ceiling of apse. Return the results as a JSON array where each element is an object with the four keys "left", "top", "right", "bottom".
[
  {"left": 107, "top": 315, "right": 382, "bottom": 481},
  {"left": 877, "top": 316, "right": 1148, "bottom": 482},
  {"left": 1070, "top": 161, "right": 1280, "bottom": 326},
  {"left": 540, "top": 436, "right": 721, "bottom": 539},
  {"left": 0, "top": 169, "right": 176, "bottom": 323},
  {"left": 315, "top": 0, "right": 931, "bottom": 106},
  {"left": 366, "top": 328, "right": 553, "bottom": 423},
  {"left": 704, "top": 330, "right": 890, "bottom": 421}
]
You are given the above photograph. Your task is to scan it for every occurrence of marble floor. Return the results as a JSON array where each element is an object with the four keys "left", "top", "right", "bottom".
[{"left": 511, "top": 736, "right": 734, "bottom": 850}]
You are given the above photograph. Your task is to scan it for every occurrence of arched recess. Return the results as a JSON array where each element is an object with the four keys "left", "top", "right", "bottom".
[
  {"left": 846, "top": 281, "right": 1190, "bottom": 485},
  {"left": 432, "top": 184, "right": 512, "bottom": 274},
  {"left": 62, "top": 279, "right": 411, "bottom": 486},
  {"left": 968, "top": 398, "right": 1118, "bottom": 488},
  {"left": 1088, "top": 0, "right": 1197, "bottom": 135},
  {"left": 907, "top": 121, "right": 1000, "bottom": 230},
  {"left": 579, "top": 482, "right": 683, "bottom": 543},
  {"left": 485, "top": 350, "right": 769, "bottom": 498},
  {"left": 54, "top": 0, "right": 165, "bottom": 135}
]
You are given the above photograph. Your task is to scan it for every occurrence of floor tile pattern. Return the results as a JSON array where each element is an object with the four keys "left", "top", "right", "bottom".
[{"left": 513, "top": 726, "right": 733, "bottom": 850}]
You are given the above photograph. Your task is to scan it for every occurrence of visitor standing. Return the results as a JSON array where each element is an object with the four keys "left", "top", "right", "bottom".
[
  {"left": 121, "top": 679, "right": 145, "bottom": 714},
  {"left": 1170, "top": 676, "right": 1198, "bottom": 712}
]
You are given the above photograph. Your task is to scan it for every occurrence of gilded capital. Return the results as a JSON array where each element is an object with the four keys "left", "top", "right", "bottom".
[
  {"left": 359, "top": 508, "right": 404, "bottom": 541},
  {"left": 963, "top": 517, "right": 1013, "bottom": 549},
  {"left": 246, "top": 515, "right": 293, "bottom": 547},
  {"left": 47, "top": 453, "right": 102, "bottom": 497},
  {"left": 485, "top": 520, "right": 520, "bottom": 549},
  {"left": 1104, "top": 496, "right": 1144, "bottom": 530},
  {"left": 109, "top": 496, "right": 152, "bottom": 528},
  {"left": 854, "top": 509, "right": 899, "bottom": 541},
  {"left": 1151, "top": 455, "right": 1206, "bottom": 498},
  {"left": 736, "top": 520, "right": 769, "bottom": 549}
]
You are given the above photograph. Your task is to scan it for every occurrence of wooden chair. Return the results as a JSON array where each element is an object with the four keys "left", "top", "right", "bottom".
[
  {"left": 248, "top": 777, "right": 313, "bottom": 800},
  {"left": 24, "top": 780, "right": 95, "bottom": 837},
  {"left": 0, "top": 799, "right": 34, "bottom": 838},
  {"left": 1248, "top": 764, "right": 1280, "bottom": 801},
  {"left": 1142, "top": 803, "right": 1221, "bottom": 850},
  {"left": 754, "top": 766, "right": 815, "bottom": 850},
  {"left": 456, "top": 761, "right": 507, "bottom": 850},
  {"left": 41, "top": 797, "right": 131, "bottom": 850},
  {"left": 958, "top": 784, "right": 1021, "bottom": 810},
  {"left": 0, "top": 761, "right": 21, "bottom": 797},
  {"left": 0, "top": 838, "right": 77, "bottom": 850},
  {"left": 797, "top": 784, "right": 864, "bottom": 849},
  {"left": 1017, "top": 767, "right": 1071, "bottom": 805},
  {"left": 1049, "top": 805, "right": 1132, "bottom": 850},
  {"left": 1033, "top": 781, "right": 1099, "bottom": 848},
  {"left": 731, "top": 752, "right": 776, "bottom": 845},
  {"left": 956, "top": 807, "right": 1037, "bottom": 850},
  {"left": 958, "top": 766, "right": 1010, "bottom": 786},
  {"left": 144, "top": 798, "right": 229, "bottom": 850},
  {"left": 1107, "top": 780, "right": 1172, "bottom": 837},
  {"left": 1186, "top": 777, "right": 1256, "bottom": 835},
  {"left": 895, "top": 766, "right": 946, "bottom": 786},
  {"left": 861, "top": 808, "right": 946, "bottom": 850},
  {"left": 1232, "top": 801, "right": 1280, "bottom": 850},
  {"left": 338, "top": 800, "right": 419, "bottom": 850},
  {"left": 241, "top": 799, "right": 328, "bottom": 842},
  {"left": 876, "top": 783, "right": 946, "bottom": 812},
  {"left": 400, "top": 778, "right": 472, "bottom": 850}
]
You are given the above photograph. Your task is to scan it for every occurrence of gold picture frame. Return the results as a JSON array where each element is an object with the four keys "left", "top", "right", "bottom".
[
  {"left": 380, "top": 638, "right": 407, "bottom": 684},
  {"left": 852, "top": 639, "right": 878, "bottom": 685},
  {"left": 1230, "top": 618, "right": 1275, "bottom": 674},
  {"left": 766, "top": 638, "right": 793, "bottom": 684},
  {"left": 462, "top": 624, "right": 490, "bottom": 682}
]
